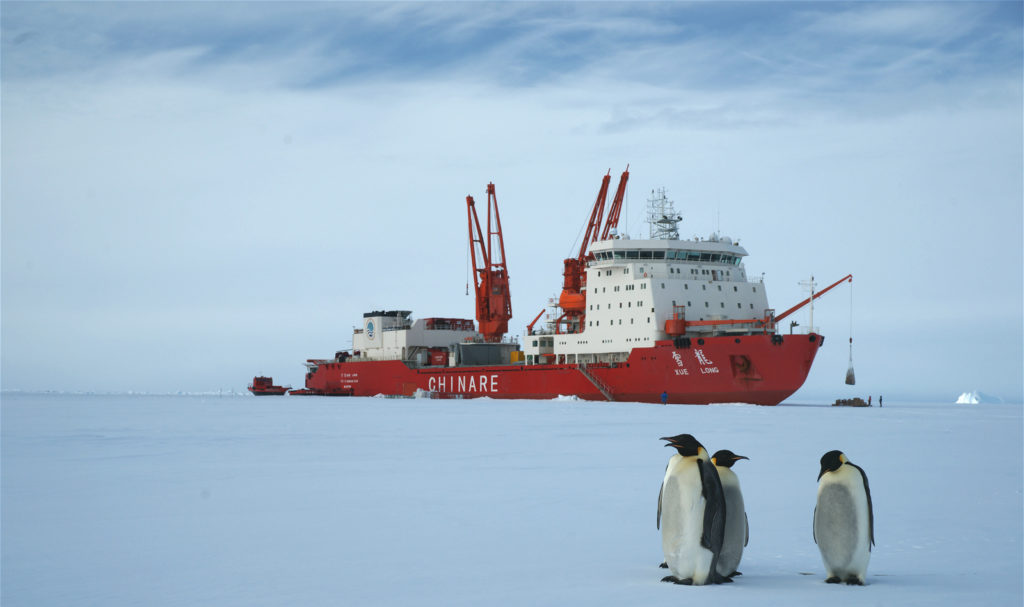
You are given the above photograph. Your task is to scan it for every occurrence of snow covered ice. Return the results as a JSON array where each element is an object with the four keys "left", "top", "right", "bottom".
[{"left": 2, "top": 393, "right": 1021, "bottom": 606}]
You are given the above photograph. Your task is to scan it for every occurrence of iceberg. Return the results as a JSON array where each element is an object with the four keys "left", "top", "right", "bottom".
[{"left": 955, "top": 390, "right": 1003, "bottom": 404}]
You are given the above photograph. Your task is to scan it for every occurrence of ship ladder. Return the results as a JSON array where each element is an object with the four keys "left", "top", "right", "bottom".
[{"left": 578, "top": 363, "right": 615, "bottom": 402}]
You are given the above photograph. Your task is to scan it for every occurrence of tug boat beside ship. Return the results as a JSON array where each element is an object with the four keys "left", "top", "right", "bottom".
[
  {"left": 298, "top": 169, "right": 850, "bottom": 404},
  {"left": 247, "top": 376, "right": 290, "bottom": 396}
]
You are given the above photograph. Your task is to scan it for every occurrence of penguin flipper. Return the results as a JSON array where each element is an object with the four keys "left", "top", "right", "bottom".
[
  {"left": 812, "top": 505, "right": 818, "bottom": 545},
  {"left": 698, "top": 460, "right": 727, "bottom": 553},
  {"left": 657, "top": 481, "right": 663, "bottom": 530},
  {"left": 657, "top": 460, "right": 669, "bottom": 530},
  {"left": 850, "top": 462, "right": 875, "bottom": 548},
  {"left": 744, "top": 511, "right": 749, "bottom": 547}
]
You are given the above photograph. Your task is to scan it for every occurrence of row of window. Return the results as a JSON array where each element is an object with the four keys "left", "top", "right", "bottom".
[
  {"left": 590, "top": 302, "right": 652, "bottom": 311},
  {"left": 595, "top": 284, "right": 646, "bottom": 294},
  {"left": 593, "top": 249, "right": 742, "bottom": 265},
  {"left": 678, "top": 283, "right": 757, "bottom": 292},
  {"left": 590, "top": 317, "right": 652, "bottom": 327}
]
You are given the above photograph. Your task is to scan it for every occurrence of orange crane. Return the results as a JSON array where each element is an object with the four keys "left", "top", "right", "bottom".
[
  {"left": 466, "top": 183, "right": 512, "bottom": 343},
  {"left": 600, "top": 166, "right": 630, "bottom": 240},
  {"left": 554, "top": 171, "right": 611, "bottom": 334},
  {"left": 554, "top": 167, "right": 629, "bottom": 334}
]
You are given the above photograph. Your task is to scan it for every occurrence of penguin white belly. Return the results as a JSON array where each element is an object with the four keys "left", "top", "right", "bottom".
[
  {"left": 661, "top": 460, "right": 714, "bottom": 584},
  {"left": 716, "top": 471, "right": 745, "bottom": 577},
  {"left": 815, "top": 467, "right": 871, "bottom": 583}
]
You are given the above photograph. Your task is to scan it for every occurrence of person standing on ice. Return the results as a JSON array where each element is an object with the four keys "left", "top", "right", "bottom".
[{"left": 661, "top": 391, "right": 668, "bottom": 405}]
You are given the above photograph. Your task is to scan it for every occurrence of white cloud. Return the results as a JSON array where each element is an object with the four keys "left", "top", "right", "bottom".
[{"left": 2, "top": 2, "right": 1020, "bottom": 396}]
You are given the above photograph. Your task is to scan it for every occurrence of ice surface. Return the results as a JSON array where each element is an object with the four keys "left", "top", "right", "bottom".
[{"left": 2, "top": 393, "right": 1021, "bottom": 606}]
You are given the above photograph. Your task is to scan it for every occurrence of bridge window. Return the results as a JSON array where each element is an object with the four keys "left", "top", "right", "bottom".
[{"left": 626, "top": 250, "right": 639, "bottom": 259}]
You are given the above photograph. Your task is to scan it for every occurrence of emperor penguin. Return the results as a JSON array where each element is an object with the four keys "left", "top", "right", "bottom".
[
  {"left": 813, "top": 450, "right": 874, "bottom": 585},
  {"left": 656, "top": 434, "right": 729, "bottom": 585},
  {"left": 711, "top": 449, "right": 749, "bottom": 579}
]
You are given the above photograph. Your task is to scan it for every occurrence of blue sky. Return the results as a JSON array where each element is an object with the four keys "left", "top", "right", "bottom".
[{"left": 2, "top": 1, "right": 1021, "bottom": 401}]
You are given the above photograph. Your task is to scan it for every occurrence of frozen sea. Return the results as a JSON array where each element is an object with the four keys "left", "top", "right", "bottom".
[{"left": 2, "top": 392, "right": 1021, "bottom": 606}]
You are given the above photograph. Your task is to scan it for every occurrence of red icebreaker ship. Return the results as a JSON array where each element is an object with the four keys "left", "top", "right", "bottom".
[{"left": 300, "top": 171, "right": 850, "bottom": 405}]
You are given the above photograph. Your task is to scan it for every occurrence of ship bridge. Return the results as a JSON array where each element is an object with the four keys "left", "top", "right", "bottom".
[{"left": 522, "top": 189, "right": 772, "bottom": 366}]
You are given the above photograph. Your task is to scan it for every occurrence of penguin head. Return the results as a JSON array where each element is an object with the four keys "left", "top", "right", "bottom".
[
  {"left": 818, "top": 449, "right": 848, "bottom": 480},
  {"left": 711, "top": 449, "right": 749, "bottom": 468},
  {"left": 660, "top": 433, "right": 708, "bottom": 458}
]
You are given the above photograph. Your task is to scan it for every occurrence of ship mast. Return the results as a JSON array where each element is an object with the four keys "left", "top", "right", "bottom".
[{"left": 466, "top": 183, "right": 512, "bottom": 343}]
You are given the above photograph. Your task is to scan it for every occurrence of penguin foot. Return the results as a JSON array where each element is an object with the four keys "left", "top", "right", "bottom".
[
  {"left": 843, "top": 577, "right": 865, "bottom": 586},
  {"left": 712, "top": 573, "right": 734, "bottom": 584},
  {"left": 825, "top": 576, "right": 841, "bottom": 584},
  {"left": 661, "top": 575, "right": 694, "bottom": 585},
  {"left": 728, "top": 571, "right": 743, "bottom": 578},
  {"left": 659, "top": 562, "right": 668, "bottom": 569}
]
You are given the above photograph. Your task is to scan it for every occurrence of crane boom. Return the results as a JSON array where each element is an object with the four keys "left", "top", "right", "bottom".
[
  {"left": 579, "top": 171, "right": 611, "bottom": 259},
  {"left": 466, "top": 183, "right": 512, "bottom": 343},
  {"left": 774, "top": 274, "right": 852, "bottom": 323},
  {"left": 600, "top": 166, "right": 630, "bottom": 241}
]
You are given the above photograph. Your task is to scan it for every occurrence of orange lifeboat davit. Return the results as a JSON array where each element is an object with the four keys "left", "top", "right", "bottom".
[{"left": 558, "top": 289, "right": 586, "bottom": 312}]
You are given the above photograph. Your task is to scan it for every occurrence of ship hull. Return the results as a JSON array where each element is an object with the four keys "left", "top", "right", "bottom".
[
  {"left": 303, "top": 333, "right": 823, "bottom": 405},
  {"left": 248, "top": 388, "right": 289, "bottom": 396}
]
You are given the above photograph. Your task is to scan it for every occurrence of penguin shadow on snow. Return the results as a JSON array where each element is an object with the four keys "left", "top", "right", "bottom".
[{"left": 655, "top": 435, "right": 875, "bottom": 587}]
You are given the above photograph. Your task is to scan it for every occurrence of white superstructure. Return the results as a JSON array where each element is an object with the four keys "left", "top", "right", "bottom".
[
  {"left": 350, "top": 311, "right": 478, "bottom": 363},
  {"left": 523, "top": 200, "right": 772, "bottom": 366}
]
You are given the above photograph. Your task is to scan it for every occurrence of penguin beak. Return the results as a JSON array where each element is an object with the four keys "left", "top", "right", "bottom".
[{"left": 733, "top": 454, "right": 749, "bottom": 462}]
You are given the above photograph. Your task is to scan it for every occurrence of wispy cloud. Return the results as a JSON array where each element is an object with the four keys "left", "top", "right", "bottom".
[{"left": 2, "top": 2, "right": 1021, "bottom": 395}]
